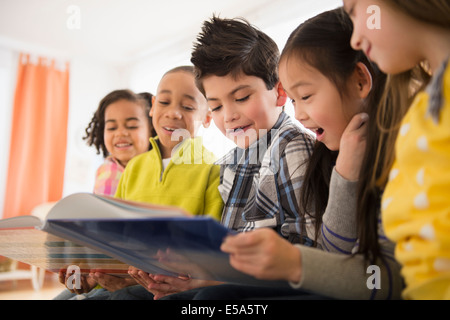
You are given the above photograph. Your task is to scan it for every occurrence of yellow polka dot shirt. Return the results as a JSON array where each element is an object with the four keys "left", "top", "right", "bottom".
[{"left": 382, "top": 58, "right": 450, "bottom": 300}]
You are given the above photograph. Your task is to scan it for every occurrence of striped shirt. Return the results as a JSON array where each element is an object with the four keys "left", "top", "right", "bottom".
[
  {"left": 319, "top": 169, "right": 397, "bottom": 262},
  {"left": 294, "top": 168, "right": 402, "bottom": 300},
  {"left": 217, "top": 112, "right": 316, "bottom": 244}
]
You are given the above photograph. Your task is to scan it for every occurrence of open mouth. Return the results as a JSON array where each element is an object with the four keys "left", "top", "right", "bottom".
[
  {"left": 305, "top": 127, "right": 324, "bottom": 140},
  {"left": 306, "top": 127, "right": 324, "bottom": 136},
  {"left": 314, "top": 128, "right": 325, "bottom": 141}
]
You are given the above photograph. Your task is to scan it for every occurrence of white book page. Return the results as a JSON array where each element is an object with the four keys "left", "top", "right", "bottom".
[{"left": 46, "top": 193, "right": 189, "bottom": 221}]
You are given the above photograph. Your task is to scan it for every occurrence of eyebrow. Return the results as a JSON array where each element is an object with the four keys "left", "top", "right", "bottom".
[
  {"left": 283, "top": 81, "right": 313, "bottom": 97},
  {"left": 158, "top": 90, "right": 197, "bottom": 102},
  {"left": 206, "top": 85, "right": 251, "bottom": 101},
  {"left": 290, "top": 81, "right": 313, "bottom": 90},
  {"left": 105, "top": 117, "right": 141, "bottom": 123}
]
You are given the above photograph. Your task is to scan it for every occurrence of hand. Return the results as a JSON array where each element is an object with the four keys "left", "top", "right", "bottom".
[
  {"left": 58, "top": 269, "right": 97, "bottom": 295},
  {"left": 335, "top": 113, "right": 369, "bottom": 181},
  {"left": 128, "top": 266, "right": 158, "bottom": 295},
  {"left": 89, "top": 272, "right": 136, "bottom": 292},
  {"left": 128, "top": 266, "right": 220, "bottom": 300},
  {"left": 220, "top": 228, "right": 302, "bottom": 283},
  {"left": 149, "top": 275, "right": 217, "bottom": 300}
]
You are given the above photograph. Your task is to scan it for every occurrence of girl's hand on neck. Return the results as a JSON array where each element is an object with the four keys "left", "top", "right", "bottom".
[{"left": 335, "top": 113, "right": 369, "bottom": 182}]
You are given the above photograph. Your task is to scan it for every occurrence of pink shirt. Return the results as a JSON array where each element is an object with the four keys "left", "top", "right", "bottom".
[{"left": 94, "top": 156, "right": 124, "bottom": 196}]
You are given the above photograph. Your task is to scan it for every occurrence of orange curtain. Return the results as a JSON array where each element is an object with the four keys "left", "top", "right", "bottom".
[{"left": 2, "top": 53, "right": 70, "bottom": 219}]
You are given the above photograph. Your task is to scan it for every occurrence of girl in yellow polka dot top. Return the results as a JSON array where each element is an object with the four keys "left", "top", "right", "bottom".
[{"left": 344, "top": 0, "right": 450, "bottom": 299}]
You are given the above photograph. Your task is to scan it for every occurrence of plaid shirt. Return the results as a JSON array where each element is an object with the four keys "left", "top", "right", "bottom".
[{"left": 217, "top": 112, "right": 316, "bottom": 244}]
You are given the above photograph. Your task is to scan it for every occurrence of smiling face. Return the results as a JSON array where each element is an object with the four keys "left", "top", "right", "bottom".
[
  {"left": 343, "top": 0, "right": 424, "bottom": 74},
  {"left": 202, "top": 73, "right": 284, "bottom": 149},
  {"left": 279, "top": 57, "right": 363, "bottom": 151},
  {"left": 150, "top": 70, "right": 210, "bottom": 159},
  {"left": 103, "top": 99, "right": 151, "bottom": 167}
]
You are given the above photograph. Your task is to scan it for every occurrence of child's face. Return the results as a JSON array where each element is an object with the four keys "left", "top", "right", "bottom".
[
  {"left": 104, "top": 99, "right": 151, "bottom": 167},
  {"left": 151, "top": 71, "right": 210, "bottom": 159},
  {"left": 202, "top": 73, "right": 283, "bottom": 149},
  {"left": 279, "top": 58, "right": 362, "bottom": 151},
  {"left": 343, "top": 0, "right": 423, "bottom": 74}
]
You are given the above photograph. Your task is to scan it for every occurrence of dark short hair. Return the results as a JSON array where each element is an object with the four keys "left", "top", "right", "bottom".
[{"left": 191, "top": 15, "right": 280, "bottom": 95}]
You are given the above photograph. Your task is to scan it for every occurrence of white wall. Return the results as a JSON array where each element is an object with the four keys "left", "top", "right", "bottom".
[{"left": 0, "top": 47, "right": 17, "bottom": 219}]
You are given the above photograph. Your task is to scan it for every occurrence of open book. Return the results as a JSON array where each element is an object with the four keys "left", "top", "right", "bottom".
[{"left": 0, "top": 193, "right": 283, "bottom": 287}]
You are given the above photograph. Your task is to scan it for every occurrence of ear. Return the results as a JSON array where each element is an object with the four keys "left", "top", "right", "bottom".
[
  {"left": 202, "top": 109, "right": 212, "bottom": 129},
  {"left": 150, "top": 95, "right": 156, "bottom": 117},
  {"left": 354, "top": 62, "right": 373, "bottom": 99},
  {"left": 275, "top": 81, "right": 288, "bottom": 107}
]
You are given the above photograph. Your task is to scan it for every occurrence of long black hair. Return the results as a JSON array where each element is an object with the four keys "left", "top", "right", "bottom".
[{"left": 281, "top": 8, "right": 389, "bottom": 263}]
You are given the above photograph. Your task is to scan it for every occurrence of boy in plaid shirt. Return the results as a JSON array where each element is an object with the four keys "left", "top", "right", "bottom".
[{"left": 192, "top": 16, "right": 316, "bottom": 244}]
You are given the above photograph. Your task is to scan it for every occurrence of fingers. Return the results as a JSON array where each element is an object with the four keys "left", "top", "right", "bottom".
[
  {"left": 221, "top": 228, "right": 276, "bottom": 254},
  {"left": 59, "top": 269, "right": 88, "bottom": 294},
  {"left": 346, "top": 113, "right": 369, "bottom": 133},
  {"left": 89, "top": 272, "right": 130, "bottom": 292},
  {"left": 58, "top": 270, "right": 66, "bottom": 285},
  {"left": 152, "top": 274, "right": 188, "bottom": 284},
  {"left": 223, "top": 234, "right": 266, "bottom": 275},
  {"left": 128, "top": 272, "right": 184, "bottom": 299},
  {"left": 58, "top": 270, "right": 75, "bottom": 293},
  {"left": 148, "top": 275, "right": 192, "bottom": 299},
  {"left": 75, "top": 275, "right": 93, "bottom": 295},
  {"left": 128, "top": 269, "right": 156, "bottom": 291},
  {"left": 221, "top": 230, "right": 261, "bottom": 252}
]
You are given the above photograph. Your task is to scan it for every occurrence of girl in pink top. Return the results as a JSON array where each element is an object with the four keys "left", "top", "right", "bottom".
[
  {"left": 83, "top": 90, "right": 156, "bottom": 196},
  {"left": 55, "top": 90, "right": 156, "bottom": 300}
]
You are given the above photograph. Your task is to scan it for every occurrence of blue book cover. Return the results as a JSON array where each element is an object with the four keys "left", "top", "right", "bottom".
[{"left": 0, "top": 193, "right": 285, "bottom": 287}]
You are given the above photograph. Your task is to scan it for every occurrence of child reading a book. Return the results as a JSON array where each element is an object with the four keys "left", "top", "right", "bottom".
[
  {"left": 344, "top": 0, "right": 450, "bottom": 299},
  {"left": 126, "top": 16, "right": 316, "bottom": 300},
  {"left": 83, "top": 89, "right": 156, "bottom": 196},
  {"left": 54, "top": 89, "right": 156, "bottom": 300},
  {"left": 57, "top": 66, "right": 224, "bottom": 300},
  {"left": 113, "top": 66, "right": 223, "bottom": 218}
]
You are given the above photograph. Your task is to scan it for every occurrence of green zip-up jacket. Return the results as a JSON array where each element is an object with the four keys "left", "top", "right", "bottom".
[{"left": 115, "top": 136, "right": 223, "bottom": 220}]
